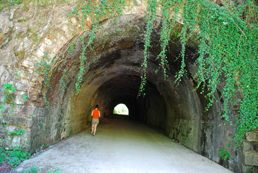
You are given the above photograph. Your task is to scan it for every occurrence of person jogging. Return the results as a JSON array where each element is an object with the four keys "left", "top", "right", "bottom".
[{"left": 91, "top": 105, "right": 100, "bottom": 136}]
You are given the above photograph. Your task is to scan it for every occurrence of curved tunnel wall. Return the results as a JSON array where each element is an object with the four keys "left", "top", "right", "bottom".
[
  {"left": 27, "top": 15, "right": 242, "bottom": 171},
  {"left": 40, "top": 15, "right": 203, "bottom": 153}
]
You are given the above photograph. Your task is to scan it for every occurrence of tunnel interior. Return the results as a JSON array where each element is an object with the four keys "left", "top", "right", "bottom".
[
  {"left": 95, "top": 75, "right": 141, "bottom": 118},
  {"left": 30, "top": 15, "right": 212, "bottom": 156},
  {"left": 94, "top": 75, "right": 167, "bottom": 122}
]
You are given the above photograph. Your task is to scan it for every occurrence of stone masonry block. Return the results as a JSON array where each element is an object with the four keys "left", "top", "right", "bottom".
[
  {"left": 22, "top": 60, "right": 34, "bottom": 68},
  {"left": 15, "top": 94, "right": 25, "bottom": 104},
  {"left": 242, "top": 164, "right": 254, "bottom": 173},
  {"left": 19, "top": 106, "right": 36, "bottom": 117},
  {"left": 4, "top": 116, "right": 33, "bottom": 128},
  {"left": 244, "top": 141, "right": 258, "bottom": 154},
  {"left": 245, "top": 153, "right": 258, "bottom": 166},
  {"left": 44, "top": 38, "right": 53, "bottom": 45},
  {"left": 246, "top": 130, "right": 258, "bottom": 141}
]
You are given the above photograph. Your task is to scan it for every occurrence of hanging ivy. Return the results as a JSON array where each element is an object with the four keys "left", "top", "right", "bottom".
[
  {"left": 78, "top": 0, "right": 257, "bottom": 149},
  {"left": 138, "top": 0, "right": 157, "bottom": 97},
  {"left": 64, "top": 0, "right": 258, "bottom": 149}
]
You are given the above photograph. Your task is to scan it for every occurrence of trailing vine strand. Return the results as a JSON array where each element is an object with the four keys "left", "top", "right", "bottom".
[{"left": 138, "top": 0, "right": 157, "bottom": 97}]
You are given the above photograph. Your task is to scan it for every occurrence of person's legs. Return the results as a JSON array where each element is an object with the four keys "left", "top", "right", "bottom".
[
  {"left": 94, "top": 124, "right": 98, "bottom": 135},
  {"left": 91, "top": 123, "right": 94, "bottom": 134},
  {"left": 93, "top": 124, "right": 97, "bottom": 135}
]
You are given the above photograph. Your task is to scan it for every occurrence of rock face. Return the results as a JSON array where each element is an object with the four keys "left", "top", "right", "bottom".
[{"left": 0, "top": 2, "right": 257, "bottom": 173}]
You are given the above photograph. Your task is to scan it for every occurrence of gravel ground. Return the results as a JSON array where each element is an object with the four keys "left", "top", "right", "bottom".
[{"left": 14, "top": 118, "right": 232, "bottom": 173}]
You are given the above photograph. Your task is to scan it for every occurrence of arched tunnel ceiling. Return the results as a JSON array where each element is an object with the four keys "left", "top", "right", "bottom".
[
  {"left": 97, "top": 75, "right": 140, "bottom": 101},
  {"left": 46, "top": 15, "right": 203, "bottom": 153},
  {"left": 48, "top": 15, "right": 199, "bottom": 103}
]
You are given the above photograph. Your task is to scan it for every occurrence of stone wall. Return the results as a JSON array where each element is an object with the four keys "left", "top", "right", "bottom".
[
  {"left": 242, "top": 129, "right": 258, "bottom": 172},
  {"left": 0, "top": 2, "right": 78, "bottom": 152}
]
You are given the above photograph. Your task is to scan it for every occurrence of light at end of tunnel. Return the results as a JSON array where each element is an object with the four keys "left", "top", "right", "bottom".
[{"left": 113, "top": 103, "right": 129, "bottom": 115}]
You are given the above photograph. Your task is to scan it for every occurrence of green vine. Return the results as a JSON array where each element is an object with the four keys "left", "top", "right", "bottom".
[
  {"left": 0, "top": 83, "right": 16, "bottom": 117},
  {"left": 138, "top": 0, "right": 157, "bottom": 97},
  {"left": 60, "top": 69, "right": 67, "bottom": 92},
  {"left": 155, "top": 0, "right": 176, "bottom": 79},
  {"left": 6, "top": 129, "right": 25, "bottom": 136},
  {"left": 67, "top": 0, "right": 126, "bottom": 95},
  {"left": 35, "top": 54, "right": 51, "bottom": 107},
  {"left": 0, "top": 146, "right": 31, "bottom": 168},
  {"left": 186, "top": 0, "right": 258, "bottom": 149},
  {"left": 219, "top": 149, "right": 231, "bottom": 160},
  {"left": 75, "top": 26, "right": 96, "bottom": 95}
]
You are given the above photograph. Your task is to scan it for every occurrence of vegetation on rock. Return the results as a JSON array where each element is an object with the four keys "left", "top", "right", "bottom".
[{"left": 0, "top": 146, "right": 30, "bottom": 168}]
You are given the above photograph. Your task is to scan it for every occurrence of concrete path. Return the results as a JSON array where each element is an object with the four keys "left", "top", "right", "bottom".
[{"left": 15, "top": 118, "right": 232, "bottom": 173}]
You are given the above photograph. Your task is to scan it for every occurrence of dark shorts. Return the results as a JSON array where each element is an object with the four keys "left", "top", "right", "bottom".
[{"left": 92, "top": 119, "right": 99, "bottom": 125}]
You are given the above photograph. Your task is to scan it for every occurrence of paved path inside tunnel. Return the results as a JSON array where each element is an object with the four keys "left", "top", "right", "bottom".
[{"left": 15, "top": 118, "right": 232, "bottom": 173}]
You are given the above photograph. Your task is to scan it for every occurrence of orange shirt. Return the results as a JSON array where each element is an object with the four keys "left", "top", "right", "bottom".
[{"left": 92, "top": 109, "right": 100, "bottom": 119}]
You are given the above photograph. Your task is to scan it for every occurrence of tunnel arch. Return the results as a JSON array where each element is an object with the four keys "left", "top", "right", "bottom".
[{"left": 31, "top": 15, "right": 207, "bottom": 155}]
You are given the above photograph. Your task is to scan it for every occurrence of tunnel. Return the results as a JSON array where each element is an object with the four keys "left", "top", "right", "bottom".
[{"left": 30, "top": 15, "right": 219, "bottom": 158}]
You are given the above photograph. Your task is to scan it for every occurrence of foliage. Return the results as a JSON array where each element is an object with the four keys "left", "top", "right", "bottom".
[
  {"left": 68, "top": 44, "right": 75, "bottom": 53},
  {"left": 172, "top": 0, "right": 258, "bottom": 149},
  {"left": 22, "top": 166, "right": 39, "bottom": 173},
  {"left": 32, "top": 32, "right": 38, "bottom": 43},
  {"left": 38, "top": 121, "right": 46, "bottom": 131},
  {"left": 29, "top": 114, "right": 36, "bottom": 117},
  {"left": 47, "top": 167, "right": 62, "bottom": 173},
  {"left": 3, "top": 83, "right": 16, "bottom": 95},
  {"left": 67, "top": 0, "right": 126, "bottom": 94},
  {"left": 6, "top": 129, "right": 25, "bottom": 136},
  {"left": 35, "top": 55, "right": 52, "bottom": 107},
  {"left": 0, "top": 83, "right": 16, "bottom": 116},
  {"left": 0, "top": 148, "right": 7, "bottom": 164},
  {"left": 138, "top": 0, "right": 157, "bottom": 96},
  {"left": 22, "top": 94, "right": 28, "bottom": 103},
  {"left": 0, "top": 146, "right": 31, "bottom": 167},
  {"left": 60, "top": 69, "right": 67, "bottom": 92},
  {"left": 21, "top": 166, "right": 62, "bottom": 173},
  {"left": 219, "top": 149, "right": 231, "bottom": 160}
]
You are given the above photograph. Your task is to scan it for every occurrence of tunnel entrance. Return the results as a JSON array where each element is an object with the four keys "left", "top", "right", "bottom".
[
  {"left": 33, "top": 15, "right": 203, "bottom": 157},
  {"left": 113, "top": 104, "right": 129, "bottom": 115}
]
